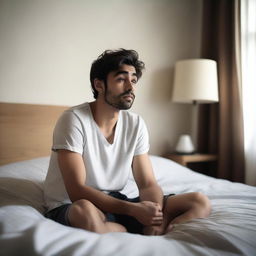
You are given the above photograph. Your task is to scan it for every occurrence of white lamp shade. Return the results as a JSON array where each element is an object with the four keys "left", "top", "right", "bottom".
[{"left": 172, "top": 59, "right": 219, "bottom": 103}]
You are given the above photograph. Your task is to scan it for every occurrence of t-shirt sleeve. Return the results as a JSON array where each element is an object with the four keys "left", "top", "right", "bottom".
[
  {"left": 52, "top": 111, "right": 85, "bottom": 154},
  {"left": 134, "top": 117, "right": 150, "bottom": 156}
]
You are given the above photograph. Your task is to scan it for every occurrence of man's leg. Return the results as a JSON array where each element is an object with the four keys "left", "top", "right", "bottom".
[
  {"left": 162, "top": 192, "right": 211, "bottom": 233},
  {"left": 143, "top": 192, "right": 211, "bottom": 236},
  {"left": 68, "top": 199, "right": 127, "bottom": 234}
]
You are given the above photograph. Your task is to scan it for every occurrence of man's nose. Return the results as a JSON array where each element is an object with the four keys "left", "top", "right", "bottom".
[{"left": 126, "top": 80, "right": 134, "bottom": 91}]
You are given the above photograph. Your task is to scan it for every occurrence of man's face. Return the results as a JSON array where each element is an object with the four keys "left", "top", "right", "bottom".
[{"left": 104, "top": 64, "right": 138, "bottom": 110}]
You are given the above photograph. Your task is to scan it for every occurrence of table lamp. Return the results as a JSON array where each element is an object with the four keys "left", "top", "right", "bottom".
[{"left": 172, "top": 59, "right": 219, "bottom": 154}]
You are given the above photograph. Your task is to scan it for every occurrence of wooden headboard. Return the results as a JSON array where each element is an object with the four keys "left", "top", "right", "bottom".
[{"left": 0, "top": 103, "right": 68, "bottom": 165}]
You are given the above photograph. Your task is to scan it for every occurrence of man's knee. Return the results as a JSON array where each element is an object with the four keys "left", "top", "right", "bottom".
[
  {"left": 73, "top": 199, "right": 94, "bottom": 211},
  {"left": 69, "top": 199, "right": 98, "bottom": 221},
  {"left": 191, "top": 192, "right": 211, "bottom": 217},
  {"left": 68, "top": 199, "right": 105, "bottom": 232}
]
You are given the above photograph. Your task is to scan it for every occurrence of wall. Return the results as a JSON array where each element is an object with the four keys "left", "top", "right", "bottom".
[{"left": 0, "top": 0, "right": 202, "bottom": 155}]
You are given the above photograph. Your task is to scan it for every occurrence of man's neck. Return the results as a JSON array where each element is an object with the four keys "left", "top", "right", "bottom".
[{"left": 89, "top": 100, "right": 119, "bottom": 131}]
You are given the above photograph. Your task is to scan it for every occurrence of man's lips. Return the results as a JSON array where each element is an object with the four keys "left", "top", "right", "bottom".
[
  {"left": 123, "top": 94, "right": 134, "bottom": 100},
  {"left": 121, "top": 92, "right": 135, "bottom": 100}
]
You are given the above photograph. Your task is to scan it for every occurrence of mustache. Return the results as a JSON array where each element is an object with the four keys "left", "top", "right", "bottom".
[{"left": 120, "top": 90, "right": 135, "bottom": 99}]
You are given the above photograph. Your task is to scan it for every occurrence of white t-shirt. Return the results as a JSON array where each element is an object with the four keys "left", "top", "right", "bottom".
[{"left": 44, "top": 102, "right": 150, "bottom": 211}]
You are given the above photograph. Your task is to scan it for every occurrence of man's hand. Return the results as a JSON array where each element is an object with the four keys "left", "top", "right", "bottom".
[{"left": 132, "top": 201, "right": 163, "bottom": 226}]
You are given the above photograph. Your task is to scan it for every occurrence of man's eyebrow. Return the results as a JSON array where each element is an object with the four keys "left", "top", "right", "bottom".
[{"left": 114, "top": 70, "right": 137, "bottom": 77}]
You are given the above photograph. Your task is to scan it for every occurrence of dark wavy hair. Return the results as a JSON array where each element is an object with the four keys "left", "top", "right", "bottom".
[{"left": 90, "top": 49, "right": 145, "bottom": 99}]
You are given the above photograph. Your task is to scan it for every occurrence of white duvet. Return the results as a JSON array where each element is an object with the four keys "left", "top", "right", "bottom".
[{"left": 0, "top": 156, "right": 256, "bottom": 256}]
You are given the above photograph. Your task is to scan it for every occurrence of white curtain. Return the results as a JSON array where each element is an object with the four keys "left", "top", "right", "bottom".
[{"left": 241, "top": 0, "right": 256, "bottom": 185}]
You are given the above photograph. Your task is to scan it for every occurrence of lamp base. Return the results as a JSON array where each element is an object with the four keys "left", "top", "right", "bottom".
[{"left": 175, "top": 134, "right": 195, "bottom": 154}]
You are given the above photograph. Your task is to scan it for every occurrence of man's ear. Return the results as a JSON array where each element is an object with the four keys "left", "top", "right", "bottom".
[{"left": 94, "top": 79, "right": 105, "bottom": 95}]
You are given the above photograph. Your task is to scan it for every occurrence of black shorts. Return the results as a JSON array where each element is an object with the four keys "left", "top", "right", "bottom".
[{"left": 44, "top": 192, "right": 174, "bottom": 234}]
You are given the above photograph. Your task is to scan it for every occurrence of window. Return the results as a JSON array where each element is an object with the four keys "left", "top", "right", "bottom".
[{"left": 241, "top": 0, "right": 256, "bottom": 185}]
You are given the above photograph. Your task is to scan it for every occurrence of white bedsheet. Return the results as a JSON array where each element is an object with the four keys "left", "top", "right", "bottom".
[{"left": 0, "top": 156, "right": 256, "bottom": 256}]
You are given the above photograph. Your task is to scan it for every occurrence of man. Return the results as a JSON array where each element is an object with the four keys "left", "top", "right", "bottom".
[{"left": 44, "top": 49, "right": 211, "bottom": 235}]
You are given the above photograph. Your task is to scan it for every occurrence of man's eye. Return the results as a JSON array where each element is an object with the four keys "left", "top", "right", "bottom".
[{"left": 132, "top": 79, "right": 138, "bottom": 84}]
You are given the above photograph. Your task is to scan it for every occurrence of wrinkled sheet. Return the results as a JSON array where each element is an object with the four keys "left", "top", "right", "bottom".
[{"left": 0, "top": 156, "right": 256, "bottom": 256}]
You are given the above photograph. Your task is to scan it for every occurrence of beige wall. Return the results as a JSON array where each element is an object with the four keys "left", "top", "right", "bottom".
[{"left": 0, "top": 0, "right": 202, "bottom": 155}]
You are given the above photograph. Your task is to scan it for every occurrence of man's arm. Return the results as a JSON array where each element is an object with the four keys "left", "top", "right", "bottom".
[
  {"left": 132, "top": 153, "right": 164, "bottom": 208},
  {"left": 57, "top": 150, "right": 162, "bottom": 226},
  {"left": 132, "top": 153, "right": 166, "bottom": 234}
]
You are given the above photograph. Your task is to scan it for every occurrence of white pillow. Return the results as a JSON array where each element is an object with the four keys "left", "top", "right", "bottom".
[{"left": 0, "top": 157, "right": 49, "bottom": 213}]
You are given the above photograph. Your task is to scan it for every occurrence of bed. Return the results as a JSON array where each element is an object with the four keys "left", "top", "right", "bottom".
[{"left": 0, "top": 103, "right": 256, "bottom": 256}]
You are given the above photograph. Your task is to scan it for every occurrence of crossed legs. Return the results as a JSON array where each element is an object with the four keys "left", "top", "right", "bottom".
[{"left": 67, "top": 192, "right": 211, "bottom": 235}]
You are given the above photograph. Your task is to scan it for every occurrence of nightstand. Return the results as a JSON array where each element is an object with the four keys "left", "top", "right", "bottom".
[{"left": 165, "top": 153, "right": 218, "bottom": 176}]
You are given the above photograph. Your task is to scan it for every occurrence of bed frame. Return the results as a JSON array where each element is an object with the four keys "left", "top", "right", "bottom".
[{"left": 0, "top": 102, "right": 68, "bottom": 165}]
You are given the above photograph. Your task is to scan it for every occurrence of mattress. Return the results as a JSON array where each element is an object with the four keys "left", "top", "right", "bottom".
[{"left": 0, "top": 155, "right": 256, "bottom": 256}]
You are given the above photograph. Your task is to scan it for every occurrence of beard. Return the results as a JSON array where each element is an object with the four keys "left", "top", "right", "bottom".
[{"left": 104, "top": 89, "right": 135, "bottom": 110}]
